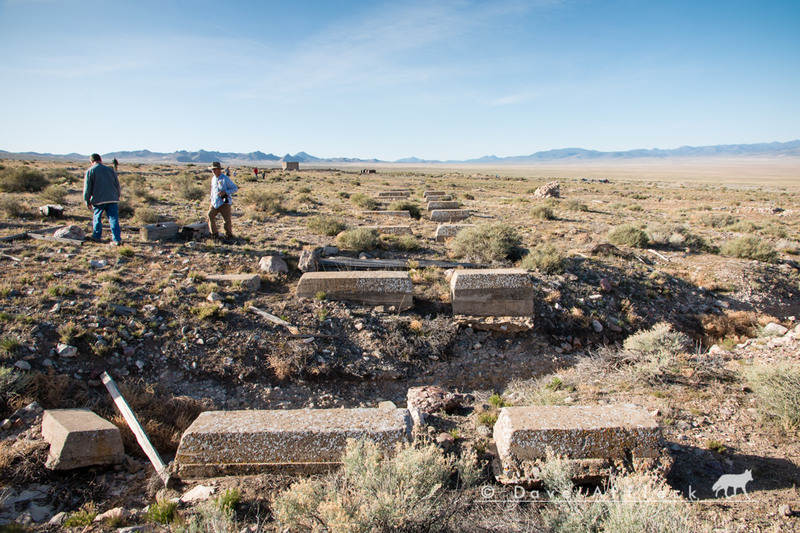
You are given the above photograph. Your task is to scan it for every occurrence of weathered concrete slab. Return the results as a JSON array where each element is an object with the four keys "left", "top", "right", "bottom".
[
  {"left": 377, "top": 191, "right": 410, "bottom": 197},
  {"left": 430, "top": 209, "right": 471, "bottom": 222},
  {"left": 205, "top": 274, "right": 261, "bottom": 291},
  {"left": 423, "top": 190, "right": 446, "bottom": 198},
  {"left": 493, "top": 404, "right": 667, "bottom": 485},
  {"left": 297, "top": 271, "right": 413, "bottom": 310},
  {"left": 425, "top": 194, "right": 452, "bottom": 202},
  {"left": 42, "top": 409, "right": 124, "bottom": 470},
  {"left": 435, "top": 224, "right": 475, "bottom": 242},
  {"left": 175, "top": 408, "right": 413, "bottom": 477},
  {"left": 359, "top": 210, "right": 412, "bottom": 218},
  {"left": 450, "top": 268, "right": 533, "bottom": 316},
  {"left": 427, "top": 201, "right": 460, "bottom": 211},
  {"left": 362, "top": 225, "right": 412, "bottom": 236}
]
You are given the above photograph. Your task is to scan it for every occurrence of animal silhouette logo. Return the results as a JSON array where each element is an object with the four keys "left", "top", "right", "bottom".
[{"left": 712, "top": 469, "right": 753, "bottom": 498}]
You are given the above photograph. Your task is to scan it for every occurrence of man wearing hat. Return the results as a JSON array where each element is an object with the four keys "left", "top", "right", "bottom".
[
  {"left": 84, "top": 153, "right": 122, "bottom": 245},
  {"left": 207, "top": 162, "right": 238, "bottom": 242}
]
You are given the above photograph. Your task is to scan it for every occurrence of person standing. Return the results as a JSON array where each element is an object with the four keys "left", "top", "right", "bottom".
[
  {"left": 84, "top": 153, "right": 122, "bottom": 245},
  {"left": 253, "top": 167, "right": 258, "bottom": 178},
  {"left": 207, "top": 161, "right": 238, "bottom": 242},
  {"left": 112, "top": 157, "right": 119, "bottom": 171}
]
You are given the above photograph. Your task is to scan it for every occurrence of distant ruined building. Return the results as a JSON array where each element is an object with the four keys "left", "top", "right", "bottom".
[{"left": 282, "top": 161, "right": 299, "bottom": 171}]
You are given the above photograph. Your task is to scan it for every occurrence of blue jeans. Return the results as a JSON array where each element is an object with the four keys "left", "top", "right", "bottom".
[{"left": 92, "top": 203, "right": 121, "bottom": 242}]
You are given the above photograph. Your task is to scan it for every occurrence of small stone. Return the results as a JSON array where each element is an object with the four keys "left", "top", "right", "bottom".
[
  {"left": 56, "top": 344, "right": 78, "bottom": 358},
  {"left": 779, "top": 504, "right": 794, "bottom": 517},
  {"left": 122, "top": 346, "right": 136, "bottom": 357},
  {"left": 89, "top": 260, "right": 107, "bottom": 269},
  {"left": 763, "top": 322, "right": 789, "bottom": 337},
  {"left": 322, "top": 246, "right": 339, "bottom": 256},
  {"left": 180, "top": 485, "right": 216, "bottom": 503},
  {"left": 135, "top": 360, "right": 146, "bottom": 370},
  {"left": 436, "top": 432, "right": 455, "bottom": 445},
  {"left": 15, "top": 360, "right": 31, "bottom": 371},
  {"left": 591, "top": 320, "right": 603, "bottom": 333},
  {"left": 258, "top": 255, "right": 289, "bottom": 274},
  {"left": 377, "top": 401, "right": 397, "bottom": 409},
  {"left": 49, "top": 511, "right": 68, "bottom": 526},
  {"left": 599, "top": 278, "right": 612, "bottom": 292},
  {"left": 206, "top": 292, "right": 224, "bottom": 302},
  {"left": 95, "top": 507, "right": 128, "bottom": 523},
  {"left": 1, "top": 418, "right": 12, "bottom": 430}
]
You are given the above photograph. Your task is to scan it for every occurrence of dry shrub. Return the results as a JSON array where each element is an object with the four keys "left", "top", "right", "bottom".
[
  {"left": 307, "top": 214, "right": 347, "bottom": 236},
  {"left": 39, "top": 184, "right": 68, "bottom": 204},
  {"left": 0, "top": 197, "right": 27, "bottom": 219},
  {"left": 608, "top": 223, "right": 649, "bottom": 248},
  {"left": 745, "top": 363, "right": 800, "bottom": 430},
  {"left": 698, "top": 213, "right": 739, "bottom": 228},
  {"left": 451, "top": 223, "right": 521, "bottom": 263},
  {"left": 272, "top": 439, "right": 477, "bottom": 532},
  {"left": 246, "top": 189, "right": 285, "bottom": 215},
  {"left": 531, "top": 205, "right": 554, "bottom": 220},
  {"left": 0, "top": 166, "right": 49, "bottom": 192},
  {"left": 519, "top": 243, "right": 565, "bottom": 274},
  {"left": 110, "top": 380, "right": 208, "bottom": 454},
  {"left": 699, "top": 310, "right": 761, "bottom": 346},
  {"left": 350, "top": 193, "right": 377, "bottom": 210},
  {"left": 336, "top": 228, "right": 379, "bottom": 252},
  {"left": 646, "top": 223, "right": 713, "bottom": 251},
  {"left": 721, "top": 235, "right": 777, "bottom": 263},
  {"left": 388, "top": 200, "right": 421, "bottom": 219},
  {"left": 4, "top": 373, "right": 88, "bottom": 416},
  {"left": 174, "top": 173, "right": 205, "bottom": 201},
  {"left": 268, "top": 341, "right": 312, "bottom": 381},
  {"left": 134, "top": 205, "right": 159, "bottom": 224},
  {"left": 0, "top": 438, "right": 49, "bottom": 483}
]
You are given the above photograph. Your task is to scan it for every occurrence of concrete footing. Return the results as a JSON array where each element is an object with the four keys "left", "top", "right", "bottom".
[
  {"left": 42, "top": 409, "right": 124, "bottom": 470},
  {"left": 297, "top": 271, "right": 413, "bottom": 310},
  {"left": 450, "top": 268, "right": 533, "bottom": 316}
]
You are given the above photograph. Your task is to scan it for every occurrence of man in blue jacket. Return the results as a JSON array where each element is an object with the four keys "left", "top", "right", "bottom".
[
  {"left": 207, "top": 161, "right": 238, "bottom": 242},
  {"left": 83, "top": 153, "right": 122, "bottom": 245}
]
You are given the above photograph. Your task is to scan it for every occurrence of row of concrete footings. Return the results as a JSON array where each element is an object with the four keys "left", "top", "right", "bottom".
[
  {"left": 295, "top": 267, "right": 534, "bottom": 316},
  {"left": 41, "top": 402, "right": 669, "bottom": 486}
]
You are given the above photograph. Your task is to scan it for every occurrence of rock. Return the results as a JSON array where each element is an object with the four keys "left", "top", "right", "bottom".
[
  {"left": 532, "top": 181, "right": 560, "bottom": 199},
  {"left": 206, "top": 292, "right": 224, "bottom": 303},
  {"left": 763, "top": 322, "right": 789, "bottom": 336},
  {"left": 56, "top": 344, "right": 77, "bottom": 358},
  {"left": 95, "top": 507, "right": 128, "bottom": 523},
  {"left": 408, "top": 407, "right": 426, "bottom": 427},
  {"left": 14, "top": 360, "right": 31, "bottom": 371},
  {"left": 180, "top": 485, "right": 216, "bottom": 503},
  {"left": 1, "top": 418, "right": 11, "bottom": 430},
  {"left": 89, "top": 260, "right": 108, "bottom": 269},
  {"left": 122, "top": 346, "right": 136, "bottom": 357},
  {"left": 377, "top": 401, "right": 397, "bottom": 409},
  {"left": 436, "top": 432, "right": 455, "bottom": 445},
  {"left": 42, "top": 409, "right": 124, "bottom": 470},
  {"left": 476, "top": 425, "right": 492, "bottom": 438},
  {"left": 779, "top": 504, "right": 794, "bottom": 517},
  {"left": 258, "top": 255, "right": 289, "bottom": 274},
  {"left": 54, "top": 225, "right": 85, "bottom": 240},
  {"left": 599, "top": 278, "right": 612, "bottom": 292},
  {"left": 591, "top": 320, "right": 603, "bottom": 333},
  {"left": 407, "top": 386, "right": 465, "bottom": 414},
  {"left": 49, "top": 511, "right": 68, "bottom": 526},
  {"left": 298, "top": 249, "right": 321, "bottom": 273},
  {"left": 322, "top": 246, "right": 339, "bottom": 256}
]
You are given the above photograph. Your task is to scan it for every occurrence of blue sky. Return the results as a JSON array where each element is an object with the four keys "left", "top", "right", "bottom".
[{"left": 0, "top": 0, "right": 798, "bottom": 160}]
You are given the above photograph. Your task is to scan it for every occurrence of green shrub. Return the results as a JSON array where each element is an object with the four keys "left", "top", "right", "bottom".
[
  {"left": 531, "top": 205, "right": 554, "bottom": 220},
  {"left": 608, "top": 224, "right": 649, "bottom": 248},
  {"left": 146, "top": 500, "right": 178, "bottom": 524},
  {"left": 351, "top": 193, "right": 377, "bottom": 210},
  {"left": 519, "top": 243, "right": 565, "bottom": 274},
  {"left": 730, "top": 220, "right": 758, "bottom": 233},
  {"left": 721, "top": 235, "right": 777, "bottom": 263},
  {"left": 386, "top": 234, "right": 419, "bottom": 251},
  {"left": 622, "top": 322, "right": 690, "bottom": 381},
  {"left": 451, "top": 223, "right": 521, "bottom": 263},
  {"left": 745, "top": 363, "right": 800, "bottom": 430},
  {"left": 307, "top": 214, "right": 347, "bottom": 236},
  {"left": 0, "top": 167, "right": 49, "bottom": 192},
  {"left": 216, "top": 488, "right": 241, "bottom": 515},
  {"left": 272, "top": 439, "right": 476, "bottom": 532},
  {"left": 336, "top": 228, "right": 380, "bottom": 252},
  {"left": 646, "top": 223, "right": 713, "bottom": 251},
  {"left": 0, "top": 197, "right": 27, "bottom": 219},
  {"left": 388, "top": 200, "right": 421, "bottom": 219},
  {"left": 39, "top": 184, "right": 68, "bottom": 204},
  {"left": 64, "top": 503, "right": 98, "bottom": 528}
]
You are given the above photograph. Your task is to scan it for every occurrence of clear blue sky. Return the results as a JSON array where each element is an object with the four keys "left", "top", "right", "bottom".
[{"left": 1, "top": 0, "right": 798, "bottom": 161}]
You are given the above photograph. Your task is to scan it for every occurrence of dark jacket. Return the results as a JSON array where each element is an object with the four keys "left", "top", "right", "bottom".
[{"left": 83, "top": 163, "right": 121, "bottom": 205}]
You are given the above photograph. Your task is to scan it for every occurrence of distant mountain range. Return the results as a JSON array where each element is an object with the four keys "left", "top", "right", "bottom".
[{"left": 2, "top": 140, "right": 799, "bottom": 165}]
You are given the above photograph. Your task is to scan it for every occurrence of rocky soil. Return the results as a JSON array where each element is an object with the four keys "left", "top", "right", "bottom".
[{"left": 0, "top": 162, "right": 799, "bottom": 531}]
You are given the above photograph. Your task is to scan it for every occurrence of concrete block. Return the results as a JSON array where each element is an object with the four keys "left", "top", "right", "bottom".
[
  {"left": 42, "top": 409, "right": 124, "bottom": 470},
  {"left": 175, "top": 408, "right": 413, "bottom": 477},
  {"left": 435, "top": 224, "right": 474, "bottom": 242},
  {"left": 297, "top": 271, "right": 413, "bottom": 310},
  {"left": 204, "top": 274, "right": 261, "bottom": 291},
  {"left": 423, "top": 190, "right": 446, "bottom": 198},
  {"left": 140, "top": 222, "right": 179, "bottom": 241},
  {"left": 425, "top": 194, "right": 452, "bottom": 202},
  {"left": 493, "top": 404, "right": 667, "bottom": 485},
  {"left": 359, "top": 210, "right": 412, "bottom": 218},
  {"left": 430, "top": 209, "right": 471, "bottom": 222},
  {"left": 377, "top": 191, "right": 410, "bottom": 197},
  {"left": 362, "top": 225, "right": 412, "bottom": 236},
  {"left": 427, "top": 201, "right": 460, "bottom": 211},
  {"left": 450, "top": 268, "right": 533, "bottom": 316}
]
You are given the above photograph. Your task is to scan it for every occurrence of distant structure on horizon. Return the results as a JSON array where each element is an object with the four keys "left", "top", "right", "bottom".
[{"left": 282, "top": 161, "right": 299, "bottom": 171}]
